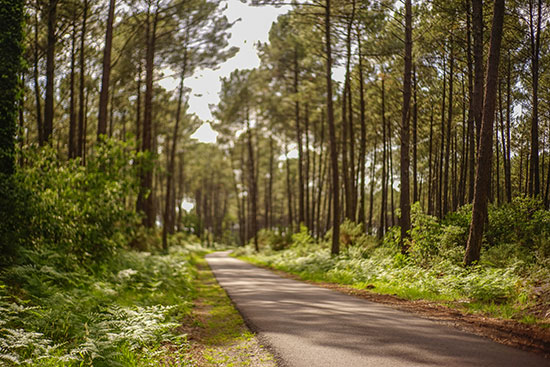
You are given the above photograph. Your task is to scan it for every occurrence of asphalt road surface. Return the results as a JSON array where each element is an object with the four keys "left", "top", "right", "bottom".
[{"left": 205, "top": 251, "right": 549, "bottom": 367}]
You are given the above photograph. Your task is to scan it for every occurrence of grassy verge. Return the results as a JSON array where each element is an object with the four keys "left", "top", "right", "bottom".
[
  {"left": 233, "top": 227, "right": 550, "bottom": 329},
  {"left": 181, "top": 255, "right": 275, "bottom": 367}
]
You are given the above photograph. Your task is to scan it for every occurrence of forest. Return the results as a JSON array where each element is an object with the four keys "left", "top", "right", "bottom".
[{"left": 0, "top": 0, "right": 550, "bottom": 365}]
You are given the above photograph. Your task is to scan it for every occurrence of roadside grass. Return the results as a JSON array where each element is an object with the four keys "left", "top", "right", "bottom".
[
  {"left": 182, "top": 254, "right": 276, "bottom": 367},
  {"left": 234, "top": 224, "right": 550, "bottom": 329}
]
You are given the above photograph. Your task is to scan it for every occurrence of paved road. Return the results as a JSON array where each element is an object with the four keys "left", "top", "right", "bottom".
[{"left": 205, "top": 251, "right": 549, "bottom": 367}]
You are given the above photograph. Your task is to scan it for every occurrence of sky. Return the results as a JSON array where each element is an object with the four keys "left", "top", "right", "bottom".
[{"left": 159, "top": 0, "right": 291, "bottom": 143}]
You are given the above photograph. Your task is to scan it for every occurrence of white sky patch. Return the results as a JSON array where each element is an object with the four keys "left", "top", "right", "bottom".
[
  {"left": 185, "top": 1, "right": 291, "bottom": 121},
  {"left": 191, "top": 122, "right": 219, "bottom": 143},
  {"left": 180, "top": 199, "right": 195, "bottom": 212}
]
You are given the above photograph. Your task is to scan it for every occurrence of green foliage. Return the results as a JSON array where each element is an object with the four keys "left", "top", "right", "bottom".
[
  {"left": 0, "top": 245, "right": 201, "bottom": 366},
  {"left": 2, "top": 140, "right": 140, "bottom": 266},
  {"left": 0, "top": 0, "right": 24, "bottom": 175},
  {"left": 486, "top": 196, "right": 550, "bottom": 251},
  {"left": 256, "top": 229, "right": 292, "bottom": 251}
]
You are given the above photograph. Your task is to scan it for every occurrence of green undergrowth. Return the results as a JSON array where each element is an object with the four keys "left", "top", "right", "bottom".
[
  {"left": 0, "top": 243, "right": 207, "bottom": 366},
  {"left": 235, "top": 200, "right": 550, "bottom": 327},
  {"left": 183, "top": 255, "right": 275, "bottom": 366}
]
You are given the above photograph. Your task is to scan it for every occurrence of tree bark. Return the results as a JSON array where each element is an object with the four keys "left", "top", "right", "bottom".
[
  {"left": 472, "top": 0, "right": 484, "bottom": 147},
  {"left": 325, "top": 0, "right": 340, "bottom": 255},
  {"left": 528, "top": 0, "right": 541, "bottom": 196},
  {"left": 43, "top": 0, "right": 58, "bottom": 144},
  {"left": 138, "top": 3, "right": 159, "bottom": 228},
  {"left": 77, "top": 0, "right": 88, "bottom": 159},
  {"left": 97, "top": 0, "right": 116, "bottom": 140},
  {"left": 357, "top": 23, "right": 367, "bottom": 227},
  {"left": 464, "top": 0, "right": 505, "bottom": 266},
  {"left": 399, "top": 0, "right": 412, "bottom": 249}
]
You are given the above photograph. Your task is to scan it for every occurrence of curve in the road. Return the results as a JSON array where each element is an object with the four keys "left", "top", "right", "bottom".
[{"left": 206, "top": 251, "right": 549, "bottom": 367}]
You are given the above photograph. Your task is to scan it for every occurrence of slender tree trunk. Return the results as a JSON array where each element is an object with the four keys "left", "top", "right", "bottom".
[
  {"left": 464, "top": 0, "right": 505, "bottom": 266},
  {"left": 294, "top": 47, "right": 304, "bottom": 227},
  {"left": 246, "top": 107, "right": 258, "bottom": 251},
  {"left": 97, "top": 0, "right": 116, "bottom": 139},
  {"left": 33, "top": 2, "right": 44, "bottom": 146},
  {"left": 162, "top": 64, "right": 186, "bottom": 250},
  {"left": 357, "top": 24, "right": 367, "bottom": 227},
  {"left": 528, "top": 0, "right": 541, "bottom": 196},
  {"left": 412, "top": 64, "right": 418, "bottom": 203},
  {"left": 505, "top": 54, "right": 512, "bottom": 202},
  {"left": 77, "top": 0, "right": 88, "bottom": 159},
  {"left": 305, "top": 104, "right": 311, "bottom": 230},
  {"left": 316, "top": 112, "right": 326, "bottom": 238},
  {"left": 399, "top": 0, "right": 412, "bottom": 248},
  {"left": 43, "top": 0, "right": 58, "bottom": 144},
  {"left": 284, "top": 141, "right": 293, "bottom": 228},
  {"left": 68, "top": 17, "right": 77, "bottom": 158},
  {"left": 346, "top": 0, "right": 356, "bottom": 220},
  {"left": 466, "top": 3, "right": 476, "bottom": 203},
  {"left": 438, "top": 55, "right": 446, "bottom": 218},
  {"left": 368, "top": 147, "right": 376, "bottom": 233},
  {"left": 325, "top": 0, "right": 340, "bottom": 255},
  {"left": 472, "top": 0, "right": 484, "bottom": 146},
  {"left": 428, "top": 106, "right": 434, "bottom": 214},
  {"left": 444, "top": 39, "right": 454, "bottom": 216},
  {"left": 138, "top": 3, "right": 159, "bottom": 228},
  {"left": 379, "top": 78, "right": 387, "bottom": 238}
]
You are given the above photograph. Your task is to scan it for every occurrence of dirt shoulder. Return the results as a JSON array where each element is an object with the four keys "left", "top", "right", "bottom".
[{"left": 257, "top": 264, "right": 550, "bottom": 359}]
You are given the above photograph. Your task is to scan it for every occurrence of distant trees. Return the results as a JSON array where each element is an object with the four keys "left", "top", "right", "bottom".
[{"left": 10, "top": 0, "right": 550, "bottom": 254}]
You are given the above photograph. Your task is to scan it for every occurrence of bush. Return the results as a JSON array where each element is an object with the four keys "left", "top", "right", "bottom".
[{"left": 8, "top": 140, "right": 140, "bottom": 266}]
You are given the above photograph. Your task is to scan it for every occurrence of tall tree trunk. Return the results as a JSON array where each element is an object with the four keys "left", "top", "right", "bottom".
[
  {"left": 466, "top": 2, "right": 476, "bottom": 202},
  {"left": 33, "top": 2, "right": 44, "bottom": 146},
  {"left": 428, "top": 106, "right": 434, "bottom": 214},
  {"left": 505, "top": 54, "right": 512, "bottom": 202},
  {"left": 437, "top": 56, "right": 446, "bottom": 218},
  {"left": 138, "top": 3, "right": 159, "bottom": 228},
  {"left": 97, "top": 0, "right": 116, "bottom": 139},
  {"left": 472, "top": 0, "right": 484, "bottom": 146},
  {"left": 285, "top": 141, "right": 293, "bottom": 228},
  {"left": 379, "top": 77, "right": 387, "bottom": 238},
  {"left": 399, "top": 0, "right": 412, "bottom": 249},
  {"left": 316, "top": 112, "right": 326, "bottom": 238},
  {"left": 412, "top": 64, "right": 418, "bottom": 203},
  {"left": 294, "top": 46, "right": 304, "bottom": 227},
  {"left": 368, "top": 147, "right": 376, "bottom": 233},
  {"left": 325, "top": 0, "right": 340, "bottom": 255},
  {"left": 528, "top": 0, "right": 541, "bottom": 196},
  {"left": 305, "top": 104, "right": 311, "bottom": 230},
  {"left": 246, "top": 106, "right": 258, "bottom": 251},
  {"left": 68, "top": 17, "right": 77, "bottom": 158},
  {"left": 357, "top": 24, "right": 367, "bottom": 227},
  {"left": 77, "top": 0, "right": 88, "bottom": 159},
  {"left": 162, "top": 64, "right": 186, "bottom": 250},
  {"left": 444, "top": 39, "right": 454, "bottom": 216},
  {"left": 43, "top": 0, "right": 58, "bottom": 144},
  {"left": 464, "top": 0, "right": 505, "bottom": 266}
]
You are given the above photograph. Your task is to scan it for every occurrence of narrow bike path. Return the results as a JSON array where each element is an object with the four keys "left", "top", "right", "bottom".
[{"left": 205, "top": 251, "right": 548, "bottom": 367}]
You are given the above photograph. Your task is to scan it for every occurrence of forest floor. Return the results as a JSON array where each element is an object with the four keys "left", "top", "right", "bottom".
[
  {"left": 179, "top": 255, "right": 276, "bottom": 366},
  {"left": 254, "top": 263, "right": 550, "bottom": 358}
]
